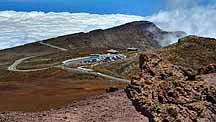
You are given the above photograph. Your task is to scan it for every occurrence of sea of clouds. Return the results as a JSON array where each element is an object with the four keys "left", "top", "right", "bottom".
[
  {"left": 0, "top": 11, "right": 145, "bottom": 49},
  {"left": 0, "top": 0, "right": 216, "bottom": 49}
]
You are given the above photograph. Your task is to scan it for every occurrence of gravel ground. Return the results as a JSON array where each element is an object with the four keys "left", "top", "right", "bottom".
[
  {"left": 201, "top": 73, "right": 216, "bottom": 85},
  {"left": 0, "top": 90, "right": 148, "bottom": 122}
]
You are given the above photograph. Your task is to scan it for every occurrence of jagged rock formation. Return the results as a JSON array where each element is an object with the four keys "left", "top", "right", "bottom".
[
  {"left": 126, "top": 53, "right": 216, "bottom": 122},
  {"left": 44, "top": 21, "right": 186, "bottom": 51}
]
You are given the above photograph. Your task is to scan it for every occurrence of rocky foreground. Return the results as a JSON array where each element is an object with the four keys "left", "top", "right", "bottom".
[
  {"left": 126, "top": 53, "right": 216, "bottom": 122},
  {"left": 0, "top": 90, "right": 148, "bottom": 122}
]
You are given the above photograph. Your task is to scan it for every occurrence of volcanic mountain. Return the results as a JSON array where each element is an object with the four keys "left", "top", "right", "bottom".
[
  {"left": 0, "top": 21, "right": 185, "bottom": 112},
  {"left": 0, "top": 21, "right": 186, "bottom": 70},
  {"left": 1, "top": 21, "right": 186, "bottom": 54},
  {"left": 0, "top": 20, "right": 215, "bottom": 122},
  {"left": 42, "top": 21, "right": 186, "bottom": 50}
]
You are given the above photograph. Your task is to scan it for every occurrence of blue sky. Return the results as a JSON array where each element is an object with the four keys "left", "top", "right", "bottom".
[
  {"left": 0, "top": 0, "right": 216, "bottom": 49},
  {"left": 0, "top": 0, "right": 214, "bottom": 16},
  {"left": 0, "top": 0, "right": 167, "bottom": 16},
  {"left": 0, "top": 0, "right": 181, "bottom": 16}
]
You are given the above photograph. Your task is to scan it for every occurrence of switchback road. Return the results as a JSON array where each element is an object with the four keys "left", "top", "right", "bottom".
[{"left": 7, "top": 56, "right": 50, "bottom": 72}]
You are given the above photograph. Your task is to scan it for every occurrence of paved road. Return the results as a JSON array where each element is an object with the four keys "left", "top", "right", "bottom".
[
  {"left": 0, "top": 62, "right": 10, "bottom": 66},
  {"left": 58, "top": 65, "right": 131, "bottom": 84},
  {"left": 39, "top": 42, "right": 68, "bottom": 51},
  {"left": 93, "top": 72, "right": 130, "bottom": 83},
  {"left": 55, "top": 65, "right": 90, "bottom": 74},
  {"left": 77, "top": 66, "right": 130, "bottom": 83},
  {"left": 8, "top": 57, "right": 130, "bottom": 83},
  {"left": 62, "top": 55, "right": 131, "bottom": 83},
  {"left": 8, "top": 41, "right": 67, "bottom": 72},
  {"left": 7, "top": 43, "right": 130, "bottom": 83},
  {"left": 8, "top": 56, "right": 50, "bottom": 72}
]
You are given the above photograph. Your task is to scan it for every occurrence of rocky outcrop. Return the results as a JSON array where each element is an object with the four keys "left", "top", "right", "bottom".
[{"left": 126, "top": 53, "right": 216, "bottom": 122}]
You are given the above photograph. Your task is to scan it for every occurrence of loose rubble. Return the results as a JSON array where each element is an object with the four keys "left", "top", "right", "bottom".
[{"left": 199, "top": 64, "right": 216, "bottom": 74}]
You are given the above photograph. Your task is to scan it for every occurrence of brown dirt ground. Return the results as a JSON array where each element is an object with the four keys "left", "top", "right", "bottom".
[
  {"left": 0, "top": 68, "right": 126, "bottom": 112},
  {"left": 0, "top": 90, "right": 149, "bottom": 122}
]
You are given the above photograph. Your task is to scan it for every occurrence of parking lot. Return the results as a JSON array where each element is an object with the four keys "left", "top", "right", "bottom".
[{"left": 63, "top": 53, "right": 126, "bottom": 67}]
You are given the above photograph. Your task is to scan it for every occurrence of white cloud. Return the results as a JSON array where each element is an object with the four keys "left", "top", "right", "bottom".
[
  {"left": 147, "top": 0, "right": 216, "bottom": 43},
  {"left": 0, "top": 11, "right": 144, "bottom": 49},
  {"left": 144, "top": 6, "right": 216, "bottom": 39}
]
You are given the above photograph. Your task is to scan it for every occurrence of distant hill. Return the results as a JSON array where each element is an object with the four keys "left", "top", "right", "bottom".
[
  {"left": 43, "top": 21, "right": 186, "bottom": 51},
  {"left": 159, "top": 35, "right": 216, "bottom": 71}
]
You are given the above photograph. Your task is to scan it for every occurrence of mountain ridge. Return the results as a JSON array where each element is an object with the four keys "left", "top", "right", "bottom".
[{"left": 44, "top": 21, "right": 186, "bottom": 51}]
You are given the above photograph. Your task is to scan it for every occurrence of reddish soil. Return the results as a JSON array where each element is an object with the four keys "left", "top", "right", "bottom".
[
  {"left": 0, "top": 90, "right": 148, "bottom": 122},
  {"left": 0, "top": 68, "right": 126, "bottom": 112}
]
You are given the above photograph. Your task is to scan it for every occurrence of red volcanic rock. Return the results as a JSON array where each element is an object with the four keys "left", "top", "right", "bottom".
[
  {"left": 126, "top": 53, "right": 216, "bottom": 122},
  {"left": 199, "top": 64, "right": 216, "bottom": 74}
]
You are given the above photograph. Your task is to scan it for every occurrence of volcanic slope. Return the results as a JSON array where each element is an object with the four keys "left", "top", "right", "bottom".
[
  {"left": 0, "top": 21, "right": 184, "bottom": 112},
  {"left": 0, "top": 21, "right": 185, "bottom": 64},
  {"left": 43, "top": 21, "right": 186, "bottom": 51},
  {"left": 158, "top": 35, "right": 216, "bottom": 71}
]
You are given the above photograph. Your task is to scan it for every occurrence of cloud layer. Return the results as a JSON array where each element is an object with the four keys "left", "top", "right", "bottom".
[
  {"left": 0, "top": 4, "right": 216, "bottom": 49},
  {"left": 145, "top": 6, "right": 216, "bottom": 39},
  {"left": 0, "top": 11, "right": 143, "bottom": 49}
]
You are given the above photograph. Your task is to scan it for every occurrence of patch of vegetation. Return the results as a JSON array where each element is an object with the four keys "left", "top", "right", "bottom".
[
  {"left": 153, "top": 102, "right": 161, "bottom": 113},
  {"left": 172, "top": 80, "right": 181, "bottom": 87}
]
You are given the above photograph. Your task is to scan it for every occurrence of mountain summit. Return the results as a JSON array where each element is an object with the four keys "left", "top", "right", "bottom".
[{"left": 42, "top": 21, "right": 186, "bottom": 51}]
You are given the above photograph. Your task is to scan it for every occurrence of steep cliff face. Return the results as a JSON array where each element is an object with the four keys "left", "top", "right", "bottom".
[
  {"left": 45, "top": 21, "right": 185, "bottom": 51},
  {"left": 126, "top": 53, "right": 216, "bottom": 122}
]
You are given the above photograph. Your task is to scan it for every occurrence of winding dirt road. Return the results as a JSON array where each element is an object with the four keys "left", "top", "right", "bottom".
[
  {"left": 7, "top": 41, "right": 131, "bottom": 84},
  {"left": 7, "top": 56, "right": 50, "bottom": 72},
  {"left": 8, "top": 57, "right": 130, "bottom": 83},
  {"left": 39, "top": 42, "right": 68, "bottom": 51},
  {"left": 0, "top": 62, "right": 9, "bottom": 66},
  {"left": 57, "top": 65, "right": 131, "bottom": 83},
  {"left": 8, "top": 41, "right": 68, "bottom": 72}
]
